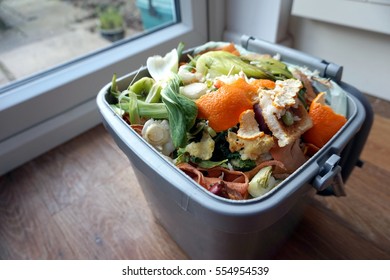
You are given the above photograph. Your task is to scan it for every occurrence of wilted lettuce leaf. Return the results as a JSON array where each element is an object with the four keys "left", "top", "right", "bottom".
[{"left": 195, "top": 51, "right": 272, "bottom": 79}]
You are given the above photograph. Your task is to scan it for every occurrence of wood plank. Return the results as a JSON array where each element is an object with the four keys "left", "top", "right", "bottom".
[
  {"left": 0, "top": 167, "right": 74, "bottom": 259},
  {"left": 51, "top": 166, "right": 187, "bottom": 259},
  {"left": 310, "top": 163, "right": 390, "bottom": 253},
  {"left": 274, "top": 200, "right": 389, "bottom": 259},
  {"left": 0, "top": 125, "right": 187, "bottom": 260},
  {"left": 360, "top": 114, "right": 390, "bottom": 172}
]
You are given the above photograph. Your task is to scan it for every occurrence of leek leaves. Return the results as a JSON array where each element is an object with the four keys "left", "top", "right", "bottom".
[{"left": 161, "top": 74, "right": 198, "bottom": 148}]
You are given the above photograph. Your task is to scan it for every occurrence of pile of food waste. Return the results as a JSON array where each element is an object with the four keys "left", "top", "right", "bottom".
[{"left": 107, "top": 41, "right": 348, "bottom": 200}]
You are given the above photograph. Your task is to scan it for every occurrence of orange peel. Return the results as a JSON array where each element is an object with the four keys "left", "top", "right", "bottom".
[
  {"left": 237, "top": 109, "right": 264, "bottom": 140},
  {"left": 303, "top": 92, "right": 347, "bottom": 148},
  {"left": 196, "top": 78, "right": 256, "bottom": 132}
]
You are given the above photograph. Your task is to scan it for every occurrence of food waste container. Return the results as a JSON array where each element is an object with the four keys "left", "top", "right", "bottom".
[{"left": 96, "top": 35, "right": 373, "bottom": 259}]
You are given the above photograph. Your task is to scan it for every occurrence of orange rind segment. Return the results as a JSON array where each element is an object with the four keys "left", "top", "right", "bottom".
[
  {"left": 250, "top": 79, "right": 275, "bottom": 90},
  {"left": 237, "top": 109, "right": 264, "bottom": 140},
  {"left": 196, "top": 78, "right": 256, "bottom": 132},
  {"left": 303, "top": 92, "right": 347, "bottom": 148}
]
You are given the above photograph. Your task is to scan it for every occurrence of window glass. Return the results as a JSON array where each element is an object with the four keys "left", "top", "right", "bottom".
[
  {"left": 0, "top": 0, "right": 208, "bottom": 176},
  {"left": 0, "top": 0, "right": 178, "bottom": 89}
]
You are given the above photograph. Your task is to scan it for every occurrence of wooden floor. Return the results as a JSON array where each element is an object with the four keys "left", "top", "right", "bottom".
[{"left": 1, "top": 95, "right": 389, "bottom": 260}]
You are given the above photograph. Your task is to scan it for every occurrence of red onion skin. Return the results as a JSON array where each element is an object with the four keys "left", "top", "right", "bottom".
[
  {"left": 209, "top": 181, "right": 229, "bottom": 198},
  {"left": 253, "top": 104, "right": 271, "bottom": 134}
]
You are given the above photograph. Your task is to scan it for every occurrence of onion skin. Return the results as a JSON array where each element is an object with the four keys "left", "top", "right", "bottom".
[
  {"left": 209, "top": 181, "right": 229, "bottom": 198},
  {"left": 253, "top": 103, "right": 271, "bottom": 134}
]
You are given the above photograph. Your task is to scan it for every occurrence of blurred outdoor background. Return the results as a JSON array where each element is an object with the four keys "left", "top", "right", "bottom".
[{"left": 0, "top": 0, "right": 175, "bottom": 87}]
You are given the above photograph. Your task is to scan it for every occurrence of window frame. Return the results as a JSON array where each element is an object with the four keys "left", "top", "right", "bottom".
[{"left": 0, "top": 0, "right": 209, "bottom": 175}]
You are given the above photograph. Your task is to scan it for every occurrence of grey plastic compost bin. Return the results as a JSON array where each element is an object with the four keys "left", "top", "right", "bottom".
[{"left": 96, "top": 35, "right": 373, "bottom": 259}]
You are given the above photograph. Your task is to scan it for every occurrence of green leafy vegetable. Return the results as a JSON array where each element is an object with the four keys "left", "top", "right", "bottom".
[
  {"left": 107, "top": 73, "right": 120, "bottom": 104},
  {"left": 298, "top": 88, "right": 308, "bottom": 110},
  {"left": 196, "top": 51, "right": 273, "bottom": 79},
  {"left": 118, "top": 100, "right": 168, "bottom": 120},
  {"left": 176, "top": 42, "right": 185, "bottom": 61},
  {"left": 109, "top": 73, "right": 168, "bottom": 122},
  {"left": 144, "top": 82, "right": 162, "bottom": 103},
  {"left": 128, "top": 77, "right": 155, "bottom": 100},
  {"left": 173, "top": 148, "right": 190, "bottom": 165},
  {"left": 210, "top": 131, "right": 231, "bottom": 162},
  {"left": 249, "top": 57, "right": 293, "bottom": 80},
  {"left": 161, "top": 74, "right": 198, "bottom": 148},
  {"left": 137, "top": 100, "right": 168, "bottom": 119},
  {"left": 110, "top": 73, "right": 119, "bottom": 95},
  {"left": 126, "top": 91, "right": 140, "bottom": 124},
  {"left": 111, "top": 91, "right": 168, "bottom": 122},
  {"left": 192, "top": 158, "right": 228, "bottom": 169},
  {"left": 227, "top": 152, "right": 256, "bottom": 172},
  {"left": 174, "top": 148, "right": 228, "bottom": 169}
]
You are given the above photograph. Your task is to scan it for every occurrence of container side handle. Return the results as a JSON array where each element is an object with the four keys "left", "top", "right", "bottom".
[{"left": 312, "top": 154, "right": 346, "bottom": 197}]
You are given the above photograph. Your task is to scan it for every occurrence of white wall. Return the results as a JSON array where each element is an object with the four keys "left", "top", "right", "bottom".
[
  {"left": 220, "top": 0, "right": 390, "bottom": 101},
  {"left": 222, "top": 0, "right": 293, "bottom": 45},
  {"left": 289, "top": 3, "right": 390, "bottom": 101}
]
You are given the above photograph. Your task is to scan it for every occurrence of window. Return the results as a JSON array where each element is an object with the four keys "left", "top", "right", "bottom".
[
  {"left": 0, "top": 0, "right": 209, "bottom": 175},
  {"left": 0, "top": 0, "right": 180, "bottom": 88}
]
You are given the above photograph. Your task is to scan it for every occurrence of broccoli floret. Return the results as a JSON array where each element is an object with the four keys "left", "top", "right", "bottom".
[{"left": 228, "top": 152, "right": 256, "bottom": 171}]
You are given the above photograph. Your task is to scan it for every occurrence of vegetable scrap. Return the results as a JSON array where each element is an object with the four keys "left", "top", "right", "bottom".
[
  {"left": 196, "top": 78, "right": 255, "bottom": 132},
  {"left": 107, "top": 41, "right": 348, "bottom": 200},
  {"left": 303, "top": 92, "right": 347, "bottom": 149}
]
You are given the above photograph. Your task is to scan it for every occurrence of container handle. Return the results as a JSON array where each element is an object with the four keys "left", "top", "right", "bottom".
[
  {"left": 312, "top": 154, "right": 346, "bottom": 197},
  {"left": 240, "top": 35, "right": 343, "bottom": 82}
]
